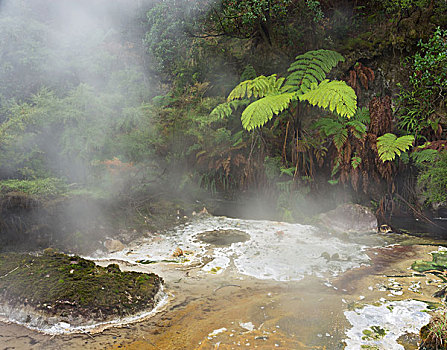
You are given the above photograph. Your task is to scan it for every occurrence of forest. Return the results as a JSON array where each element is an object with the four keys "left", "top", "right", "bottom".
[
  {"left": 0, "top": 0, "right": 446, "bottom": 224},
  {"left": 0, "top": 0, "right": 447, "bottom": 348}
]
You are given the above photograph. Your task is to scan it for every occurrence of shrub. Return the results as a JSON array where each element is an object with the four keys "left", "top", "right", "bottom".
[{"left": 418, "top": 151, "right": 447, "bottom": 204}]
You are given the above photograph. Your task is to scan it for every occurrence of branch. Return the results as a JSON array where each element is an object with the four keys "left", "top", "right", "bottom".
[{"left": 0, "top": 266, "right": 19, "bottom": 278}]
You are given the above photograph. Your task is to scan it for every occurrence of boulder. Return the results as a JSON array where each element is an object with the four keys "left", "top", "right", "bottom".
[
  {"left": 104, "top": 239, "right": 125, "bottom": 252},
  {"left": 318, "top": 203, "right": 378, "bottom": 233}
]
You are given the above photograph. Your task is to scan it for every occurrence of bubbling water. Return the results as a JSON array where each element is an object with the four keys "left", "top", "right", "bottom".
[{"left": 94, "top": 216, "right": 375, "bottom": 281}]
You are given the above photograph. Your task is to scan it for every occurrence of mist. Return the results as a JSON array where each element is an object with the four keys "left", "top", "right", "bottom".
[
  {"left": 0, "top": 0, "right": 155, "bottom": 182},
  {"left": 1, "top": 1, "right": 446, "bottom": 348},
  {"left": 0, "top": 0, "right": 167, "bottom": 253}
]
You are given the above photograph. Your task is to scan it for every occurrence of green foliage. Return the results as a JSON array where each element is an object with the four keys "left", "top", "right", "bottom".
[
  {"left": 210, "top": 99, "right": 250, "bottom": 119},
  {"left": 376, "top": 133, "right": 415, "bottom": 162},
  {"left": 397, "top": 27, "right": 447, "bottom": 141},
  {"left": 0, "top": 178, "right": 68, "bottom": 199},
  {"left": 213, "top": 49, "right": 357, "bottom": 132},
  {"left": 314, "top": 108, "right": 367, "bottom": 155},
  {"left": 0, "top": 84, "right": 155, "bottom": 182},
  {"left": 240, "top": 65, "right": 257, "bottom": 82},
  {"left": 314, "top": 118, "right": 347, "bottom": 151},
  {"left": 379, "top": 0, "right": 430, "bottom": 13},
  {"left": 353, "top": 107, "right": 371, "bottom": 125},
  {"left": 418, "top": 151, "right": 447, "bottom": 204},
  {"left": 144, "top": 1, "right": 205, "bottom": 74},
  {"left": 264, "top": 156, "right": 282, "bottom": 181},
  {"left": 411, "top": 148, "right": 439, "bottom": 164},
  {"left": 287, "top": 50, "right": 345, "bottom": 93},
  {"left": 228, "top": 75, "right": 285, "bottom": 101},
  {"left": 212, "top": 0, "right": 292, "bottom": 39},
  {"left": 0, "top": 15, "right": 51, "bottom": 101},
  {"left": 299, "top": 80, "right": 357, "bottom": 118},
  {"left": 347, "top": 120, "right": 368, "bottom": 139},
  {"left": 351, "top": 156, "right": 362, "bottom": 169},
  {"left": 314, "top": 118, "right": 345, "bottom": 137},
  {"left": 241, "top": 93, "right": 296, "bottom": 131},
  {"left": 305, "top": 0, "right": 324, "bottom": 23}
]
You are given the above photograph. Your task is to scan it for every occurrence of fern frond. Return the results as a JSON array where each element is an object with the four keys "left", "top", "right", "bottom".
[
  {"left": 346, "top": 120, "right": 367, "bottom": 139},
  {"left": 210, "top": 99, "right": 250, "bottom": 119},
  {"left": 351, "top": 156, "right": 362, "bottom": 169},
  {"left": 231, "top": 130, "right": 244, "bottom": 147},
  {"left": 411, "top": 149, "right": 438, "bottom": 164},
  {"left": 353, "top": 107, "right": 370, "bottom": 124},
  {"left": 287, "top": 50, "right": 345, "bottom": 93},
  {"left": 299, "top": 80, "right": 357, "bottom": 118},
  {"left": 313, "top": 117, "right": 347, "bottom": 150},
  {"left": 241, "top": 93, "right": 295, "bottom": 131},
  {"left": 333, "top": 128, "right": 348, "bottom": 151},
  {"left": 228, "top": 75, "right": 283, "bottom": 101},
  {"left": 313, "top": 118, "right": 343, "bottom": 137},
  {"left": 377, "top": 133, "right": 415, "bottom": 162}
]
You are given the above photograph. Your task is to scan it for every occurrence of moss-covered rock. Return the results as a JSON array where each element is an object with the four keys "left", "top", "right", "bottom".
[
  {"left": 0, "top": 249, "right": 163, "bottom": 323},
  {"left": 317, "top": 203, "right": 378, "bottom": 233}
]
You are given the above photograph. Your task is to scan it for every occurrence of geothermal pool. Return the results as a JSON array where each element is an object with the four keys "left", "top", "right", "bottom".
[{"left": 0, "top": 216, "right": 444, "bottom": 349}]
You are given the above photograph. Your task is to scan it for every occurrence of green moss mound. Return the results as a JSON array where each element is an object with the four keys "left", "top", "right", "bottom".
[
  {"left": 0, "top": 249, "right": 163, "bottom": 320},
  {"left": 412, "top": 251, "right": 447, "bottom": 273}
]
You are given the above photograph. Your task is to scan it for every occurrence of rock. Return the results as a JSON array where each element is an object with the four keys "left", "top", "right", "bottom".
[
  {"left": 379, "top": 224, "right": 393, "bottom": 233},
  {"left": 318, "top": 203, "right": 377, "bottom": 233},
  {"left": 198, "top": 207, "right": 209, "bottom": 216},
  {"left": 172, "top": 247, "right": 183, "bottom": 257},
  {"left": 104, "top": 239, "right": 125, "bottom": 252}
]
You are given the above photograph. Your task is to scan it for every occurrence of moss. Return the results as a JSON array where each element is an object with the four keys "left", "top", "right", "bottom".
[
  {"left": 412, "top": 251, "right": 447, "bottom": 273},
  {"left": 0, "top": 250, "right": 163, "bottom": 320},
  {"left": 342, "top": 36, "right": 375, "bottom": 52}
]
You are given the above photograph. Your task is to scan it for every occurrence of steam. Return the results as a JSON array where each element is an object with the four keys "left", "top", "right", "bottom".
[
  {"left": 0, "top": 0, "right": 153, "bottom": 180},
  {"left": 0, "top": 0, "right": 167, "bottom": 252}
]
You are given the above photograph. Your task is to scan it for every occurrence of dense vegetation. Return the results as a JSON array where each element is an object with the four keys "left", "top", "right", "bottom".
[{"left": 0, "top": 0, "right": 446, "bottom": 224}]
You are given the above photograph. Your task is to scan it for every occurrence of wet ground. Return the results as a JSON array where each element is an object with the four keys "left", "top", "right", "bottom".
[{"left": 0, "top": 216, "right": 446, "bottom": 349}]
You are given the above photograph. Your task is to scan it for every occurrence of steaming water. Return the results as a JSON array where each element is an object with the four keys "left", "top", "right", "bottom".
[
  {"left": 0, "top": 216, "right": 441, "bottom": 349},
  {"left": 92, "top": 216, "right": 374, "bottom": 281}
]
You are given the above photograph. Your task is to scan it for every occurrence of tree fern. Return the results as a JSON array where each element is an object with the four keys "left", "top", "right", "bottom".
[
  {"left": 377, "top": 133, "right": 415, "bottom": 162},
  {"left": 241, "top": 93, "right": 296, "bottom": 131},
  {"left": 210, "top": 99, "right": 250, "bottom": 119},
  {"left": 227, "top": 75, "right": 284, "bottom": 101},
  {"left": 287, "top": 50, "right": 345, "bottom": 94},
  {"left": 299, "top": 80, "right": 357, "bottom": 118},
  {"left": 210, "top": 49, "right": 357, "bottom": 131}
]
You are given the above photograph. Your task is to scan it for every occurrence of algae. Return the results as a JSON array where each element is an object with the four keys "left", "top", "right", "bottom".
[
  {"left": 0, "top": 249, "right": 163, "bottom": 321},
  {"left": 362, "top": 326, "right": 387, "bottom": 340},
  {"left": 412, "top": 251, "right": 447, "bottom": 273}
]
